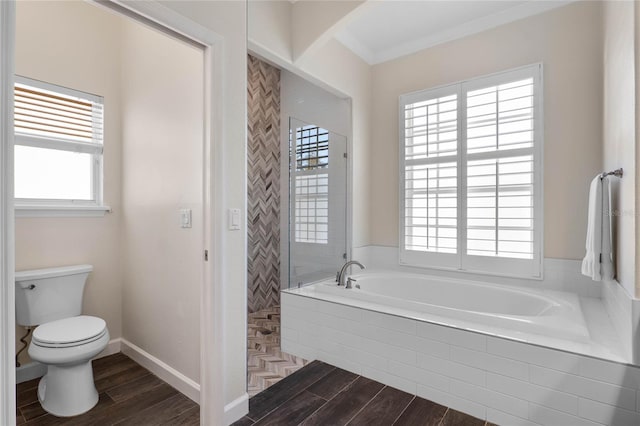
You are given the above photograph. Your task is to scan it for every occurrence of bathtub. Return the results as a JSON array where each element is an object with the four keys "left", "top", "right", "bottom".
[{"left": 284, "top": 271, "right": 591, "bottom": 343}]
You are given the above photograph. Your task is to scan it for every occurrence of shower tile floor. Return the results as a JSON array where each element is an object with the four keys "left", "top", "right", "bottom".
[{"left": 248, "top": 306, "right": 309, "bottom": 397}]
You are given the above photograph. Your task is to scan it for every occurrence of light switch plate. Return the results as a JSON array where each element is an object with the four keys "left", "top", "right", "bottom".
[
  {"left": 229, "top": 208, "right": 241, "bottom": 230},
  {"left": 180, "top": 209, "right": 192, "bottom": 228}
]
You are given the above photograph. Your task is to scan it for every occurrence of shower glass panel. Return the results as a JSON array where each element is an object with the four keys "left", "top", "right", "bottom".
[{"left": 288, "top": 117, "right": 347, "bottom": 288}]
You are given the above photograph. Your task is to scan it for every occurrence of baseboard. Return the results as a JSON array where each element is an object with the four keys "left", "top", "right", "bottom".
[
  {"left": 120, "top": 338, "right": 200, "bottom": 403},
  {"left": 97, "top": 337, "right": 122, "bottom": 359},
  {"left": 16, "top": 338, "right": 122, "bottom": 384},
  {"left": 224, "top": 393, "right": 249, "bottom": 425},
  {"left": 15, "top": 362, "right": 46, "bottom": 384}
]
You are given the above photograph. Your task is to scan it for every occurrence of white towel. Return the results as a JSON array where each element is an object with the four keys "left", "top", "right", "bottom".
[{"left": 581, "top": 175, "right": 614, "bottom": 281}]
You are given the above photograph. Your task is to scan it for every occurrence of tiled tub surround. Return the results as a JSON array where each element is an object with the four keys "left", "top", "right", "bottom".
[{"left": 282, "top": 290, "right": 640, "bottom": 425}]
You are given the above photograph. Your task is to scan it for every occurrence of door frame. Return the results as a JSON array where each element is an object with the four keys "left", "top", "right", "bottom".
[{"left": 0, "top": 1, "right": 228, "bottom": 424}]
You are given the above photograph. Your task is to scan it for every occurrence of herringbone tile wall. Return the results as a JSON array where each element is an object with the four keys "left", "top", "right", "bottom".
[{"left": 247, "top": 55, "right": 281, "bottom": 313}]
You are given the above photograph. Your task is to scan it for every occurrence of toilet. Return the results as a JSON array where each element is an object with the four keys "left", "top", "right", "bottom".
[{"left": 15, "top": 265, "right": 109, "bottom": 417}]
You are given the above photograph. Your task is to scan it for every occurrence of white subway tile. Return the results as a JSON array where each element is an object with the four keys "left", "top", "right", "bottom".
[
  {"left": 359, "top": 336, "right": 417, "bottom": 365},
  {"left": 578, "top": 398, "right": 640, "bottom": 426},
  {"left": 389, "top": 360, "right": 450, "bottom": 391},
  {"left": 282, "top": 339, "right": 317, "bottom": 362},
  {"left": 281, "top": 326, "right": 299, "bottom": 343},
  {"left": 487, "top": 372, "right": 578, "bottom": 415},
  {"left": 530, "top": 365, "right": 636, "bottom": 410},
  {"left": 445, "top": 394, "right": 487, "bottom": 421},
  {"left": 450, "top": 379, "right": 528, "bottom": 419},
  {"left": 487, "top": 409, "right": 537, "bottom": 426},
  {"left": 417, "top": 321, "right": 486, "bottom": 351},
  {"left": 316, "top": 350, "right": 362, "bottom": 376},
  {"left": 360, "top": 324, "right": 450, "bottom": 360},
  {"left": 339, "top": 344, "right": 388, "bottom": 371},
  {"left": 360, "top": 365, "right": 417, "bottom": 395},
  {"left": 452, "top": 346, "right": 529, "bottom": 380},
  {"left": 417, "top": 384, "right": 453, "bottom": 409},
  {"left": 529, "top": 403, "right": 600, "bottom": 426},
  {"left": 317, "top": 326, "right": 361, "bottom": 348},
  {"left": 282, "top": 293, "right": 317, "bottom": 312},
  {"left": 579, "top": 357, "right": 640, "bottom": 389},
  {"left": 487, "top": 337, "right": 581, "bottom": 373},
  {"left": 418, "top": 353, "right": 485, "bottom": 387},
  {"left": 361, "top": 309, "right": 417, "bottom": 334},
  {"left": 412, "top": 335, "right": 451, "bottom": 360},
  {"left": 316, "top": 300, "right": 363, "bottom": 321}
]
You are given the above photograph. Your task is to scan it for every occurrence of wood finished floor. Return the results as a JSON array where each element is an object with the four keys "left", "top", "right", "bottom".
[
  {"left": 15, "top": 352, "right": 199, "bottom": 426},
  {"left": 234, "top": 360, "right": 495, "bottom": 426}
]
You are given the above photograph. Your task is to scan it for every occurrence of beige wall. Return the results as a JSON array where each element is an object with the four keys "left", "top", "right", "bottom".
[
  {"left": 369, "top": 1, "right": 604, "bottom": 260},
  {"left": 120, "top": 18, "right": 203, "bottom": 383},
  {"left": 603, "top": 0, "right": 636, "bottom": 297},
  {"left": 14, "top": 1, "right": 123, "bottom": 365}
]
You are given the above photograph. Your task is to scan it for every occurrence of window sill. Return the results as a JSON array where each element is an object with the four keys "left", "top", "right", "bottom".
[{"left": 15, "top": 205, "right": 112, "bottom": 218}]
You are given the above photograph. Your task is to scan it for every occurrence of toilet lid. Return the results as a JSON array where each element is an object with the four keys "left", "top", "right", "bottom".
[{"left": 32, "top": 316, "right": 106, "bottom": 346}]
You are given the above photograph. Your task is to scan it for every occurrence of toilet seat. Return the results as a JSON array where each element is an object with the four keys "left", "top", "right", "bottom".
[{"left": 32, "top": 316, "right": 107, "bottom": 348}]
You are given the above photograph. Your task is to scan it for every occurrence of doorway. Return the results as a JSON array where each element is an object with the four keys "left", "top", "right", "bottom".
[{"left": 0, "top": 2, "right": 228, "bottom": 424}]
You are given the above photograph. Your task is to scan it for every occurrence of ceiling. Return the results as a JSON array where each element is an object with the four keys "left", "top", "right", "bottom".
[{"left": 334, "top": 0, "right": 575, "bottom": 65}]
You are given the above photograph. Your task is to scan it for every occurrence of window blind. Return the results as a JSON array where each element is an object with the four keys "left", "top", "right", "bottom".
[
  {"left": 14, "top": 78, "right": 103, "bottom": 147},
  {"left": 466, "top": 78, "right": 535, "bottom": 260},
  {"left": 400, "top": 64, "right": 542, "bottom": 278},
  {"left": 404, "top": 93, "right": 458, "bottom": 255}
]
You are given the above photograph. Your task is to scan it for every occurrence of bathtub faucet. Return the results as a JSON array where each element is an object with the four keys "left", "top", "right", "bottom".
[{"left": 337, "top": 260, "right": 365, "bottom": 288}]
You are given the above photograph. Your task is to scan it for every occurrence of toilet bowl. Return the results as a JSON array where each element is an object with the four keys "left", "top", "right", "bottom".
[
  {"left": 15, "top": 265, "right": 109, "bottom": 417},
  {"left": 28, "top": 316, "right": 109, "bottom": 417}
]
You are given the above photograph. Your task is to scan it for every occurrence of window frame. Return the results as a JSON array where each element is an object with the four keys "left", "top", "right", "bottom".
[
  {"left": 13, "top": 76, "right": 109, "bottom": 217},
  {"left": 398, "top": 64, "right": 544, "bottom": 279}
]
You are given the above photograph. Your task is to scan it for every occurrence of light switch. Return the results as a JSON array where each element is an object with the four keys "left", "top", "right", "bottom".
[
  {"left": 229, "top": 208, "right": 241, "bottom": 230},
  {"left": 180, "top": 209, "right": 192, "bottom": 228}
]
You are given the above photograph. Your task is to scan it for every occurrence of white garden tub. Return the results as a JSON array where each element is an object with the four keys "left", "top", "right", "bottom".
[{"left": 285, "top": 271, "right": 590, "bottom": 343}]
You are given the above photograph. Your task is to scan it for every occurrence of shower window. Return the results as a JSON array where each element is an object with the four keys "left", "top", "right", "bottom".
[
  {"left": 13, "top": 76, "right": 106, "bottom": 215},
  {"left": 400, "top": 64, "right": 543, "bottom": 279},
  {"left": 288, "top": 118, "right": 347, "bottom": 287},
  {"left": 293, "top": 125, "right": 330, "bottom": 244}
]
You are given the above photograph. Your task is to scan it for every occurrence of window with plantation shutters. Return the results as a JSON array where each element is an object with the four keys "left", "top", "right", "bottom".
[
  {"left": 14, "top": 76, "right": 105, "bottom": 210},
  {"left": 400, "top": 64, "right": 542, "bottom": 278}
]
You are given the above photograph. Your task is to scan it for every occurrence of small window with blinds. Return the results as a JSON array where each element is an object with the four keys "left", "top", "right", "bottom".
[
  {"left": 400, "top": 64, "right": 542, "bottom": 278},
  {"left": 14, "top": 76, "right": 105, "bottom": 208}
]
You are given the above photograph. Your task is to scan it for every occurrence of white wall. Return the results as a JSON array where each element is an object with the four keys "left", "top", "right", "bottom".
[
  {"left": 159, "top": 0, "right": 248, "bottom": 413},
  {"left": 603, "top": 0, "right": 636, "bottom": 297},
  {"left": 14, "top": 1, "right": 123, "bottom": 365},
  {"left": 120, "top": 18, "right": 203, "bottom": 383},
  {"left": 369, "top": 1, "right": 603, "bottom": 262}
]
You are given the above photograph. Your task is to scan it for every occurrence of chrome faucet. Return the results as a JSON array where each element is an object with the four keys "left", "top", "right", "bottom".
[{"left": 337, "top": 260, "right": 365, "bottom": 288}]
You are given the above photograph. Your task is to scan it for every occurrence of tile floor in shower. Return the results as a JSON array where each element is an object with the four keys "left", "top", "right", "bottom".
[{"left": 248, "top": 306, "right": 309, "bottom": 397}]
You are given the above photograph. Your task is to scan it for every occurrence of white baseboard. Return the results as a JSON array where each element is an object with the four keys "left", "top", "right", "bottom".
[
  {"left": 16, "top": 338, "right": 123, "bottom": 384},
  {"left": 224, "top": 393, "right": 249, "bottom": 425},
  {"left": 120, "top": 338, "right": 200, "bottom": 403},
  {"left": 15, "top": 362, "right": 46, "bottom": 384},
  {"left": 97, "top": 337, "right": 122, "bottom": 359}
]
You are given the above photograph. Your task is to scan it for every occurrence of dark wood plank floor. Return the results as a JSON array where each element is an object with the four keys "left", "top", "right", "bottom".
[
  {"left": 16, "top": 352, "right": 199, "bottom": 425},
  {"left": 234, "top": 360, "right": 493, "bottom": 426}
]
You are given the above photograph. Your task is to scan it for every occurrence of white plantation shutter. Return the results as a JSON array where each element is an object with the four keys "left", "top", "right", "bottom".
[
  {"left": 400, "top": 64, "right": 542, "bottom": 278},
  {"left": 14, "top": 76, "right": 104, "bottom": 204}
]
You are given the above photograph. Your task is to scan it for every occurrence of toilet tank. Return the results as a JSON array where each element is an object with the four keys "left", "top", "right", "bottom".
[{"left": 15, "top": 265, "right": 93, "bottom": 327}]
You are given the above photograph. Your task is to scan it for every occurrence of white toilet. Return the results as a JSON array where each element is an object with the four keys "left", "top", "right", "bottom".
[{"left": 15, "top": 265, "right": 109, "bottom": 417}]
